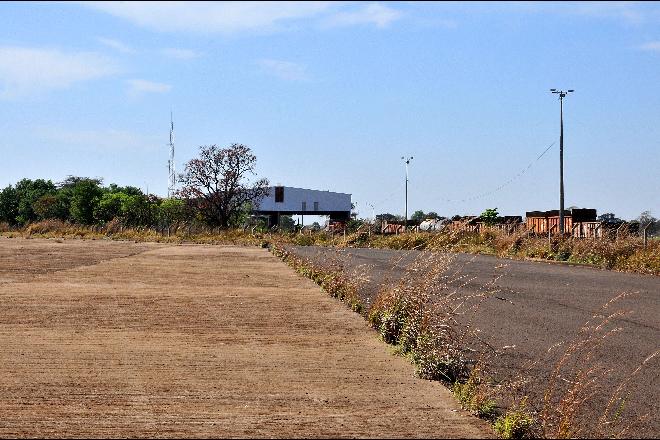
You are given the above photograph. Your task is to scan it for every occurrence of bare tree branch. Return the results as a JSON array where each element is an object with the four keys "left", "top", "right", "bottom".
[{"left": 177, "top": 144, "right": 269, "bottom": 228}]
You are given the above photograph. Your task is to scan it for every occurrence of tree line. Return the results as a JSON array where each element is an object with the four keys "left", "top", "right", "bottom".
[
  {"left": 0, "top": 144, "right": 270, "bottom": 230},
  {"left": 0, "top": 176, "right": 191, "bottom": 229}
]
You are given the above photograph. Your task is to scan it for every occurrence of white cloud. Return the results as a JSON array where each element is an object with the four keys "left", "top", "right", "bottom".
[
  {"left": 161, "top": 48, "right": 202, "bottom": 59},
  {"left": 126, "top": 79, "right": 172, "bottom": 96},
  {"left": 566, "top": 1, "right": 647, "bottom": 24},
  {"left": 36, "top": 126, "right": 160, "bottom": 151},
  {"left": 499, "top": 1, "right": 660, "bottom": 25},
  {"left": 97, "top": 37, "right": 135, "bottom": 54},
  {"left": 80, "top": 1, "right": 335, "bottom": 34},
  {"left": 0, "top": 46, "right": 119, "bottom": 99},
  {"left": 258, "top": 59, "right": 308, "bottom": 81},
  {"left": 324, "top": 3, "right": 403, "bottom": 28},
  {"left": 639, "top": 41, "right": 660, "bottom": 51}
]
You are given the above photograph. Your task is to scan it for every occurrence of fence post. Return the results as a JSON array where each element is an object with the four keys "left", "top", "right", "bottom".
[
  {"left": 616, "top": 222, "right": 625, "bottom": 240},
  {"left": 572, "top": 222, "right": 580, "bottom": 239},
  {"left": 548, "top": 224, "right": 557, "bottom": 246},
  {"left": 643, "top": 222, "right": 652, "bottom": 248}
]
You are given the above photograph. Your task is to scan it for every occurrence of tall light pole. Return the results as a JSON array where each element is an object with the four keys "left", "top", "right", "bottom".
[
  {"left": 401, "top": 156, "right": 413, "bottom": 228},
  {"left": 550, "top": 89, "right": 573, "bottom": 235}
]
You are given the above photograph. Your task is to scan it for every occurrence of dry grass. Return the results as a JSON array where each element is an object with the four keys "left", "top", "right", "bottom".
[
  {"left": 273, "top": 241, "right": 658, "bottom": 439},
  {"left": 345, "top": 228, "right": 659, "bottom": 275},
  {"left": 273, "top": 239, "right": 520, "bottom": 431},
  {"left": 364, "top": 241, "right": 512, "bottom": 386},
  {"left": 3, "top": 221, "right": 657, "bottom": 275},
  {"left": 5, "top": 219, "right": 275, "bottom": 247},
  {"left": 0, "top": 222, "right": 12, "bottom": 233},
  {"left": 538, "top": 292, "right": 659, "bottom": 439},
  {"left": 3, "top": 221, "right": 656, "bottom": 438},
  {"left": 272, "top": 246, "right": 367, "bottom": 313}
]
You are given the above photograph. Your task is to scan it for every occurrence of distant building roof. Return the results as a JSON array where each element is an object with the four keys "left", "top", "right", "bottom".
[{"left": 526, "top": 209, "right": 597, "bottom": 222}]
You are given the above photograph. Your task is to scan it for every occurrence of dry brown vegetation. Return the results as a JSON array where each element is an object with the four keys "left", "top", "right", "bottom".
[
  {"left": 273, "top": 243, "right": 510, "bottom": 431},
  {"left": 2, "top": 220, "right": 656, "bottom": 438},
  {"left": 364, "top": 229, "right": 659, "bottom": 276},
  {"left": 272, "top": 240, "right": 659, "bottom": 439},
  {"left": 536, "top": 292, "right": 660, "bottom": 439},
  {"left": 3, "top": 220, "right": 657, "bottom": 275}
]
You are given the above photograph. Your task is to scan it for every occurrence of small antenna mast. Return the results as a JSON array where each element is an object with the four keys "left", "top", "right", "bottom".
[{"left": 167, "top": 111, "right": 176, "bottom": 198}]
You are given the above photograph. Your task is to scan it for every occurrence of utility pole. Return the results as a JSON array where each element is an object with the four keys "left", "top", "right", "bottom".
[
  {"left": 167, "top": 111, "right": 176, "bottom": 198},
  {"left": 401, "top": 156, "right": 413, "bottom": 229},
  {"left": 550, "top": 89, "right": 573, "bottom": 234}
]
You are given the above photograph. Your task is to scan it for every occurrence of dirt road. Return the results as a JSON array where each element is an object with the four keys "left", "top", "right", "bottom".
[
  {"left": 287, "top": 245, "right": 660, "bottom": 438},
  {"left": 0, "top": 237, "right": 491, "bottom": 438}
]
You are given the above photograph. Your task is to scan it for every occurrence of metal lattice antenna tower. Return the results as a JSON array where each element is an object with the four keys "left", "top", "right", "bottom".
[{"left": 167, "top": 112, "right": 176, "bottom": 198}]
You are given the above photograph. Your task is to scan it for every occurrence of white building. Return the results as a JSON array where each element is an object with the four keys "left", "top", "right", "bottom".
[{"left": 254, "top": 186, "right": 351, "bottom": 224}]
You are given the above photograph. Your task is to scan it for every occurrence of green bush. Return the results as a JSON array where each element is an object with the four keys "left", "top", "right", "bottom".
[{"left": 494, "top": 400, "right": 535, "bottom": 439}]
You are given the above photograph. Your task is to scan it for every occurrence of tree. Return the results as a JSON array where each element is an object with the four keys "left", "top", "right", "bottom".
[
  {"left": 15, "top": 179, "right": 57, "bottom": 225},
  {"left": 158, "top": 198, "right": 188, "bottom": 230},
  {"left": 94, "top": 192, "right": 128, "bottom": 223},
  {"left": 32, "top": 194, "right": 67, "bottom": 220},
  {"left": 637, "top": 211, "right": 658, "bottom": 236},
  {"left": 347, "top": 218, "right": 365, "bottom": 232},
  {"left": 107, "top": 183, "right": 143, "bottom": 196},
  {"left": 426, "top": 211, "right": 439, "bottom": 219},
  {"left": 178, "top": 144, "right": 269, "bottom": 228},
  {"left": 57, "top": 176, "right": 104, "bottom": 223},
  {"left": 69, "top": 179, "right": 103, "bottom": 225},
  {"left": 376, "top": 213, "right": 400, "bottom": 222},
  {"left": 597, "top": 212, "right": 621, "bottom": 223},
  {"left": 0, "top": 185, "right": 18, "bottom": 225},
  {"left": 59, "top": 176, "right": 103, "bottom": 188},
  {"left": 278, "top": 215, "right": 295, "bottom": 231},
  {"left": 480, "top": 208, "right": 499, "bottom": 226},
  {"left": 119, "top": 194, "right": 158, "bottom": 227},
  {"left": 411, "top": 210, "right": 426, "bottom": 222},
  {"left": 93, "top": 191, "right": 158, "bottom": 227}
]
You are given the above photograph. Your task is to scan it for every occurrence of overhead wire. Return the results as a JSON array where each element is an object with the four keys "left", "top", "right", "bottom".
[
  {"left": 410, "top": 140, "right": 556, "bottom": 205},
  {"left": 364, "top": 140, "right": 556, "bottom": 215}
]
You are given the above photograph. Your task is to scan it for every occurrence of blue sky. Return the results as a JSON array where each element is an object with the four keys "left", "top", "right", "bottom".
[{"left": 1, "top": 1, "right": 659, "bottom": 221}]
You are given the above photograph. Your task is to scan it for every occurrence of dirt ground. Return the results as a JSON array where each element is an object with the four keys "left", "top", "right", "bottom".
[{"left": 0, "top": 237, "right": 491, "bottom": 438}]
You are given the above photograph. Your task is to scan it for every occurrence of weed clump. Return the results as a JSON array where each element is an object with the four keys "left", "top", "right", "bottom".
[
  {"left": 493, "top": 398, "right": 535, "bottom": 439},
  {"left": 453, "top": 365, "right": 498, "bottom": 419},
  {"left": 367, "top": 248, "right": 476, "bottom": 384}
]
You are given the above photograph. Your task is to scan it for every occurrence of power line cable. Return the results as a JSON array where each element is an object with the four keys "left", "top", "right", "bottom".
[
  {"left": 367, "top": 140, "right": 555, "bottom": 215},
  {"left": 369, "top": 182, "right": 405, "bottom": 210},
  {"left": 411, "top": 140, "right": 556, "bottom": 204}
]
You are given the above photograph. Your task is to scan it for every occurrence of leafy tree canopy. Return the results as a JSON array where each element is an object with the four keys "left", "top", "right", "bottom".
[
  {"left": 480, "top": 208, "right": 500, "bottom": 225},
  {"left": 411, "top": 210, "right": 426, "bottom": 222}
]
